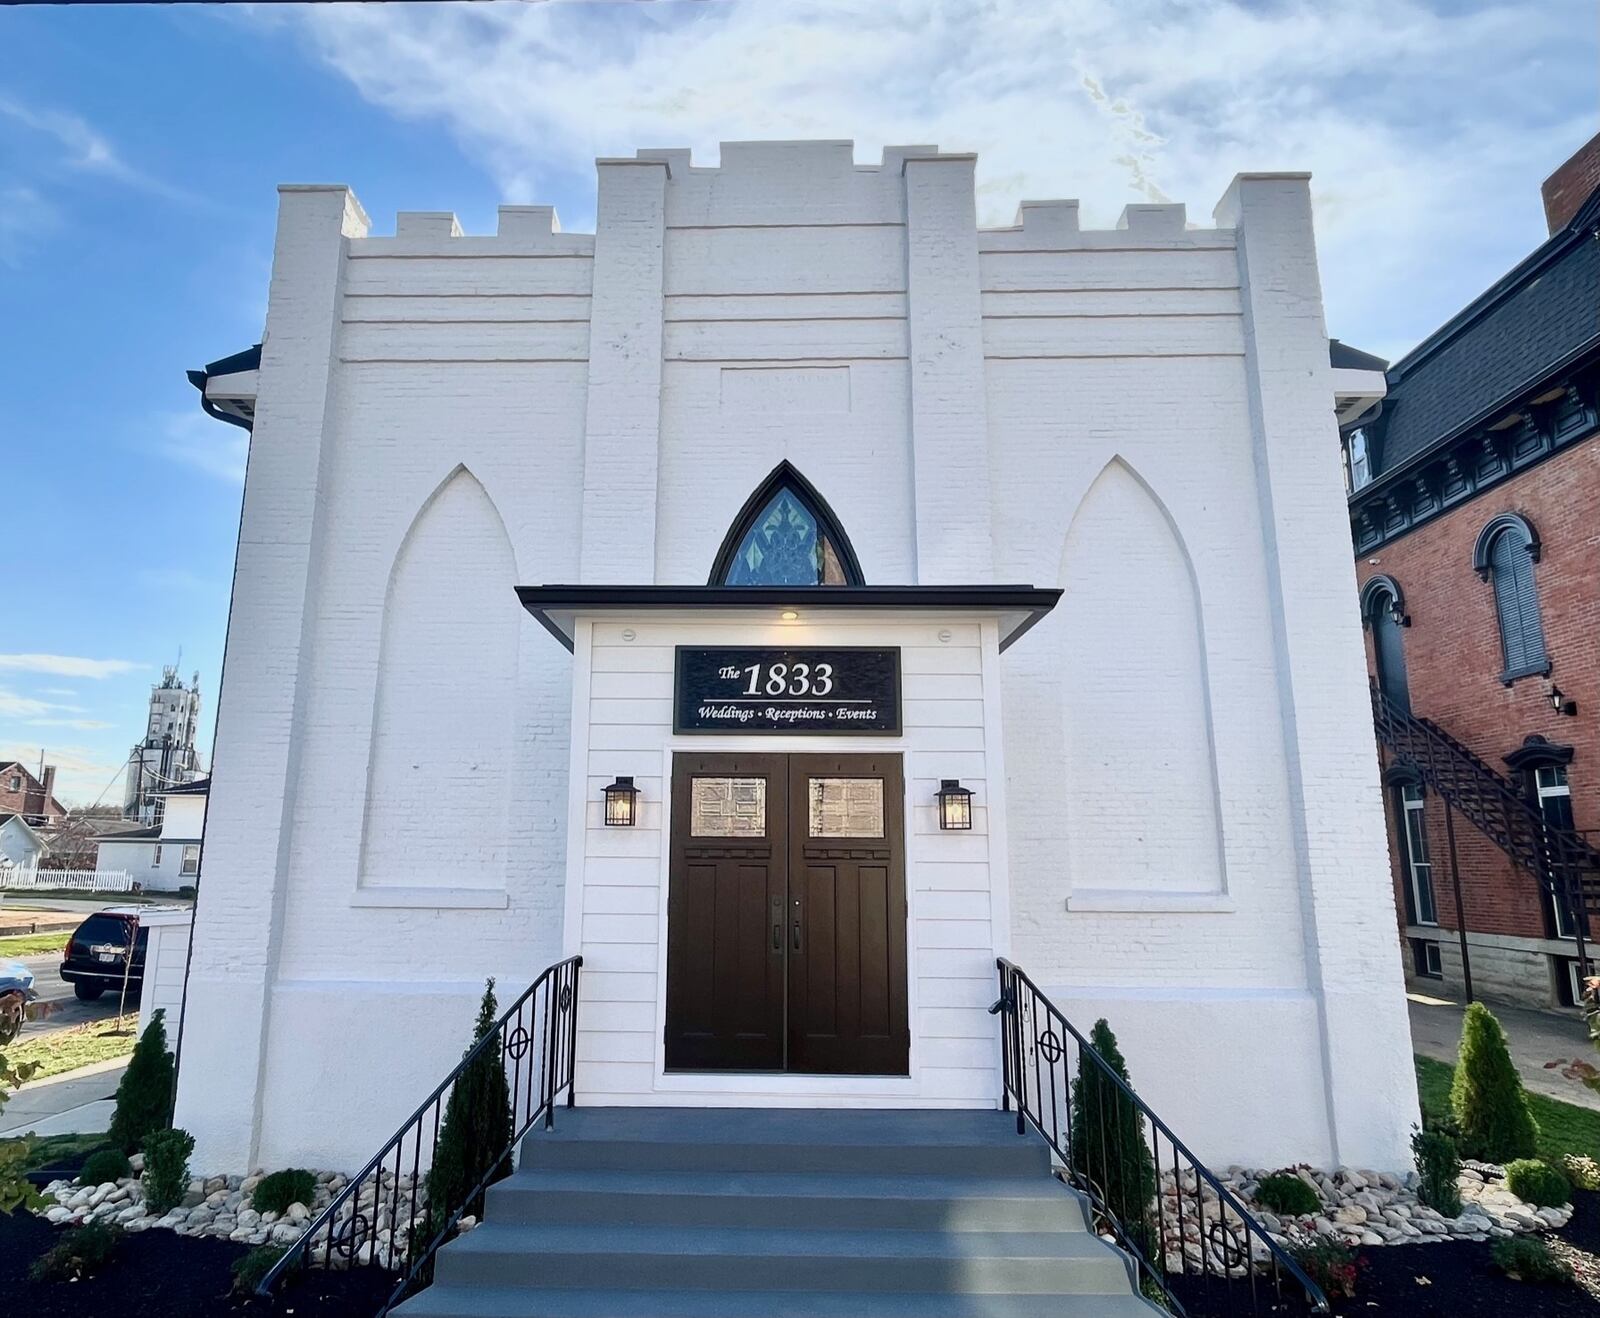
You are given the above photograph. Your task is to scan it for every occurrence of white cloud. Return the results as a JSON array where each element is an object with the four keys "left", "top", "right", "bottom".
[
  {"left": 0, "top": 742, "right": 127, "bottom": 809},
  {"left": 283, "top": 0, "right": 1595, "bottom": 359},
  {"left": 137, "top": 566, "right": 219, "bottom": 594},
  {"left": 0, "top": 690, "right": 59, "bottom": 719},
  {"left": 0, "top": 94, "right": 209, "bottom": 208},
  {"left": 0, "top": 655, "right": 141, "bottom": 679},
  {"left": 157, "top": 409, "right": 249, "bottom": 484},
  {"left": 0, "top": 183, "right": 59, "bottom": 267},
  {"left": 25, "top": 718, "right": 115, "bottom": 731}
]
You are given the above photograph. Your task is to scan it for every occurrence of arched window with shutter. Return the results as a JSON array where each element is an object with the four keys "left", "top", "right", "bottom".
[
  {"left": 1361, "top": 575, "right": 1410, "bottom": 713},
  {"left": 1473, "top": 513, "right": 1547, "bottom": 682}
]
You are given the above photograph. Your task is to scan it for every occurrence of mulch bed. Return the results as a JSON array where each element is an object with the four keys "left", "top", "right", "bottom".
[
  {"left": 0, "top": 1209, "right": 395, "bottom": 1317},
  {"left": 1173, "top": 1188, "right": 1600, "bottom": 1315}
]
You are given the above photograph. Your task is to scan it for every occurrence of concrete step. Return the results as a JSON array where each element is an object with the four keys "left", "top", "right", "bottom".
[
  {"left": 483, "top": 1167, "right": 1091, "bottom": 1232},
  {"left": 392, "top": 1107, "right": 1160, "bottom": 1318},
  {"left": 431, "top": 1223, "right": 1134, "bottom": 1294},
  {"left": 395, "top": 1286, "right": 1162, "bottom": 1318},
  {"left": 520, "top": 1108, "right": 1049, "bottom": 1177}
]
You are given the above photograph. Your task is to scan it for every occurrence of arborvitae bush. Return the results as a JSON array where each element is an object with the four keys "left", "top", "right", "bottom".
[
  {"left": 79, "top": 1147, "right": 132, "bottom": 1186},
  {"left": 108, "top": 1009, "right": 174, "bottom": 1155},
  {"left": 426, "top": 979, "right": 513, "bottom": 1227},
  {"left": 1451, "top": 1003, "right": 1538, "bottom": 1162},
  {"left": 1411, "top": 1126, "right": 1462, "bottom": 1216},
  {"left": 29, "top": 1221, "right": 123, "bottom": 1281},
  {"left": 141, "top": 1127, "right": 194, "bottom": 1215},
  {"left": 1069, "top": 1019, "right": 1157, "bottom": 1254},
  {"left": 1505, "top": 1159, "right": 1571, "bottom": 1208},
  {"left": 1254, "top": 1172, "right": 1321, "bottom": 1217},
  {"left": 252, "top": 1168, "right": 317, "bottom": 1215}
]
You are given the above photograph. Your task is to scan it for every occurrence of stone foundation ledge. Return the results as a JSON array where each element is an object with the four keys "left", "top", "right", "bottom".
[{"left": 1155, "top": 1161, "right": 1573, "bottom": 1271}]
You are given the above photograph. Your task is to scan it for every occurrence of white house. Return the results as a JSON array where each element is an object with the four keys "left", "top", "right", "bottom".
[
  {"left": 0, "top": 813, "right": 47, "bottom": 873},
  {"left": 175, "top": 142, "right": 1412, "bottom": 1179},
  {"left": 96, "top": 778, "right": 207, "bottom": 893}
]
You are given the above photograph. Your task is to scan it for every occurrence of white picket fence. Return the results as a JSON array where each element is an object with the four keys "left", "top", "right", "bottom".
[{"left": 0, "top": 867, "right": 136, "bottom": 893}]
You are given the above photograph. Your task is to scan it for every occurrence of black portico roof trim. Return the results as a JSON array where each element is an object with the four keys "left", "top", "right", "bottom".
[
  {"left": 187, "top": 343, "right": 262, "bottom": 433},
  {"left": 515, "top": 584, "right": 1063, "bottom": 653}
]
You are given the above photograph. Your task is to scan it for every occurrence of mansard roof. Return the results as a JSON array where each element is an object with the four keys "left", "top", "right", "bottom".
[
  {"left": 1346, "top": 181, "right": 1600, "bottom": 554},
  {"left": 1367, "top": 183, "right": 1600, "bottom": 482}
]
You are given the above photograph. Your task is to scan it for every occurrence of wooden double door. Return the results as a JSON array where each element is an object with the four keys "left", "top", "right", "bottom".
[{"left": 665, "top": 752, "right": 909, "bottom": 1075}]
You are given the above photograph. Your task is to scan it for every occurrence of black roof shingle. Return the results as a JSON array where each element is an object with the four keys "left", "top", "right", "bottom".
[{"left": 1369, "top": 188, "right": 1600, "bottom": 480}]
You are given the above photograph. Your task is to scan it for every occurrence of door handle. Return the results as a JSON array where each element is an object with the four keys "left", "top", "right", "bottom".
[
  {"left": 771, "top": 896, "right": 784, "bottom": 954},
  {"left": 792, "top": 920, "right": 803, "bottom": 953}
]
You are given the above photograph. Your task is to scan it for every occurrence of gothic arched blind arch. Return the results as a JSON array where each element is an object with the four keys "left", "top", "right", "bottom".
[
  {"left": 1476, "top": 514, "right": 1547, "bottom": 680},
  {"left": 709, "top": 462, "right": 864, "bottom": 587}
]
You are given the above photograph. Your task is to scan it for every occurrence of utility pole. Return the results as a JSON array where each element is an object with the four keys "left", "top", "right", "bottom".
[{"left": 1444, "top": 804, "right": 1473, "bottom": 1003}]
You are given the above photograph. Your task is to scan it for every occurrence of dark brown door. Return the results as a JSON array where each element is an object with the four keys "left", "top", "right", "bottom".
[
  {"left": 665, "top": 754, "right": 789, "bottom": 1071},
  {"left": 787, "top": 754, "right": 909, "bottom": 1075},
  {"left": 665, "top": 752, "right": 908, "bottom": 1075}
]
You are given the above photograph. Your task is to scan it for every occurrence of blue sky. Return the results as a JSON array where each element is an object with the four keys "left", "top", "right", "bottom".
[{"left": 1, "top": 0, "right": 1594, "bottom": 802}]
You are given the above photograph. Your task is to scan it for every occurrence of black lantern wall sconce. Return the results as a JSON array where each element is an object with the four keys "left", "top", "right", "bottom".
[
  {"left": 1548, "top": 683, "right": 1578, "bottom": 717},
  {"left": 936, "top": 779, "right": 974, "bottom": 831},
  {"left": 603, "top": 776, "right": 639, "bottom": 826}
]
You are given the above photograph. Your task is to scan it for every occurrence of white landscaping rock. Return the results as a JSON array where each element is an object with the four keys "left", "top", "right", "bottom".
[{"left": 1153, "top": 1158, "right": 1570, "bottom": 1269}]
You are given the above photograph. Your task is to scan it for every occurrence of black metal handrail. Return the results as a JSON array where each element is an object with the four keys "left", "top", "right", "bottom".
[
  {"left": 257, "top": 955, "right": 582, "bottom": 1314},
  {"left": 995, "top": 959, "right": 1330, "bottom": 1317},
  {"left": 1370, "top": 680, "right": 1599, "bottom": 942}
]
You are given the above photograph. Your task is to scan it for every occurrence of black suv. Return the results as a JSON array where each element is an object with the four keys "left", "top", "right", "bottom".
[{"left": 59, "top": 911, "right": 147, "bottom": 1002}]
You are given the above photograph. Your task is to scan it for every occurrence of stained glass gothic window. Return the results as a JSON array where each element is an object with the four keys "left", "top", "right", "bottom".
[{"left": 714, "top": 466, "right": 862, "bottom": 586}]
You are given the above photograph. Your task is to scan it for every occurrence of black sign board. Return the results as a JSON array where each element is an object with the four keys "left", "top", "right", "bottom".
[{"left": 674, "top": 647, "right": 902, "bottom": 735}]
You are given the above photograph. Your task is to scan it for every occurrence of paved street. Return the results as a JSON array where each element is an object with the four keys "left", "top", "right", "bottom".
[
  {"left": 1408, "top": 990, "right": 1600, "bottom": 1112},
  {"left": 0, "top": 1058, "right": 125, "bottom": 1138},
  {"left": 17, "top": 950, "right": 134, "bottom": 1036}
]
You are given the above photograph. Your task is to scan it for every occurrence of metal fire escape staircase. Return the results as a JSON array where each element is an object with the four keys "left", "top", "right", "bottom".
[{"left": 1369, "top": 680, "right": 1599, "bottom": 967}]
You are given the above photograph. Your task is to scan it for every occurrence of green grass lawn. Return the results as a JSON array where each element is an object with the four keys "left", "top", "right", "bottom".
[
  {"left": 6, "top": 1013, "right": 138, "bottom": 1083},
  {"left": 0, "top": 931, "right": 69, "bottom": 958},
  {"left": 3, "top": 1129, "right": 107, "bottom": 1174},
  {"left": 1416, "top": 1053, "right": 1600, "bottom": 1162}
]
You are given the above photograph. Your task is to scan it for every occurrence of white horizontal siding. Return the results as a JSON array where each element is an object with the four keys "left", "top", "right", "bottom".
[{"left": 571, "top": 613, "right": 1003, "bottom": 1107}]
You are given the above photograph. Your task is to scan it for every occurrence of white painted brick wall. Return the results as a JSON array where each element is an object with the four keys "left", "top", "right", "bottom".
[{"left": 177, "top": 145, "right": 1416, "bottom": 1174}]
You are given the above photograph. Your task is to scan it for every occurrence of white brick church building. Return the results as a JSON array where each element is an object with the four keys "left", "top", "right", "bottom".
[{"left": 177, "top": 141, "right": 1415, "bottom": 1177}]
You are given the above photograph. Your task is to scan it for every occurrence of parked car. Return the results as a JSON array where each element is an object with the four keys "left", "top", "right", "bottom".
[
  {"left": 0, "top": 961, "right": 35, "bottom": 1044},
  {"left": 59, "top": 910, "right": 146, "bottom": 1002}
]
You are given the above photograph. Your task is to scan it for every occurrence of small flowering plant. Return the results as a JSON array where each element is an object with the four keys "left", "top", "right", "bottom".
[{"left": 1285, "top": 1231, "right": 1364, "bottom": 1300}]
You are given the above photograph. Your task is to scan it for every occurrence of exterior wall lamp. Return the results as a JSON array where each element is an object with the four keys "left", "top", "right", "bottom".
[
  {"left": 936, "top": 779, "right": 974, "bottom": 831},
  {"left": 1549, "top": 683, "right": 1578, "bottom": 717},
  {"left": 603, "top": 776, "right": 639, "bottom": 827}
]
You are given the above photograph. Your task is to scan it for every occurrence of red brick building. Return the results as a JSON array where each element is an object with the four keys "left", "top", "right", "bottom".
[
  {"left": 0, "top": 760, "right": 66, "bottom": 826},
  {"left": 1342, "top": 135, "right": 1600, "bottom": 1008}
]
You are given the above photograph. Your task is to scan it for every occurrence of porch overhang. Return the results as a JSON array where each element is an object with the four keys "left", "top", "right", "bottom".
[{"left": 515, "top": 584, "right": 1062, "bottom": 653}]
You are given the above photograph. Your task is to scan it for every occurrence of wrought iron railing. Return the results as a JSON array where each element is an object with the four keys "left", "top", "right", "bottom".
[
  {"left": 257, "top": 955, "right": 582, "bottom": 1314},
  {"left": 995, "top": 959, "right": 1330, "bottom": 1316},
  {"left": 1371, "top": 679, "right": 1599, "bottom": 964}
]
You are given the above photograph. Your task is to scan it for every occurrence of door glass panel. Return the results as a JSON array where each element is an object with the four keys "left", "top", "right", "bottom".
[
  {"left": 690, "top": 777, "right": 767, "bottom": 837},
  {"left": 808, "top": 777, "right": 885, "bottom": 838}
]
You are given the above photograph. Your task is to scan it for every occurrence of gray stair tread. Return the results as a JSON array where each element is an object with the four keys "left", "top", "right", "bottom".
[
  {"left": 526, "top": 1108, "right": 1024, "bottom": 1149},
  {"left": 395, "top": 1286, "right": 1161, "bottom": 1318},
  {"left": 496, "top": 1168, "right": 1074, "bottom": 1201},
  {"left": 444, "top": 1223, "right": 1114, "bottom": 1262}
]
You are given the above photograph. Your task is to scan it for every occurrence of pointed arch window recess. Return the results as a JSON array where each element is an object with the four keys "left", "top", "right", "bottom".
[{"left": 709, "top": 463, "right": 865, "bottom": 587}]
